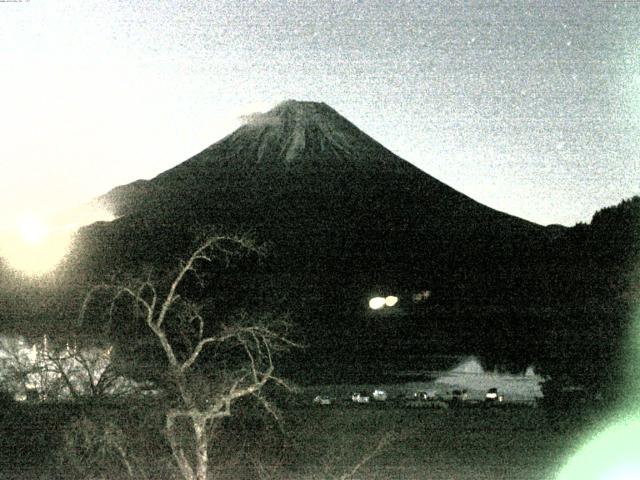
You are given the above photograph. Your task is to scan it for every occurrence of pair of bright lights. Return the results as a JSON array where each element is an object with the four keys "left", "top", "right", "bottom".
[{"left": 368, "top": 296, "right": 399, "bottom": 310}]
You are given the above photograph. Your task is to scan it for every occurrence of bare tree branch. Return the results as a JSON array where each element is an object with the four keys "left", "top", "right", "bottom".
[
  {"left": 75, "top": 234, "right": 295, "bottom": 480},
  {"left": 338, "top": 434, "right": 393, "bottom": 480}
]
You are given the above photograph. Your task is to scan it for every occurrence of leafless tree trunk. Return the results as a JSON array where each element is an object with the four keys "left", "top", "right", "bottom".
[{"left": 81, "top": 235, "right": 297, "bottom": 480}]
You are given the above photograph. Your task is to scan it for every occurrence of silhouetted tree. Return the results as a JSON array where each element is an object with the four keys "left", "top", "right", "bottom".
[
  {"left": 81, "top": 235, "right": 297, "bottom": 480},
  {"left": 538, "top": 196, "right": 640, "bottom": 404}
]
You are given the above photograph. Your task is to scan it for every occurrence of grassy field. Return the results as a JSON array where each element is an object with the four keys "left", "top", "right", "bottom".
[
  {"left": 0, "top": 398, "right": 597, "bottom": 480},
  {"left": 282, "top": 405, "right": 588, "bottom": 480}
]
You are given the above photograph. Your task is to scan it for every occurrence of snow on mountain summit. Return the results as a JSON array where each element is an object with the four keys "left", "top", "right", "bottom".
[{"left": 229, "top": 100, "right": 374, "bottom": 166}]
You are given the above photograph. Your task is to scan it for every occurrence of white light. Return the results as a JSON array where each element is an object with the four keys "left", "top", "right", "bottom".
[
  {"left": 368, "top": 297, "right": 386, "bottom": 310},
  {"left": 18, "top": 215, "right": 49, "bottom": 245},
  {"left": 1, "top": 205, "right": 114, "bottom": 276},
  {"left": 385, "top": 296, "right": 399, "bottom": 307}
]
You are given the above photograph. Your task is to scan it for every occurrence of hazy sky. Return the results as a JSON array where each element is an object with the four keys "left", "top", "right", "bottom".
[{"left": 1, "top": 0, "right": 639, "bottom": 229}]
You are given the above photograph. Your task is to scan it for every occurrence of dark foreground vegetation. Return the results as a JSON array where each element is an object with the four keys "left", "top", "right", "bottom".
[
  {"left": 0, "top": 193, "right": 637, "bottom": 480},
  {"left": 0, "top": 395, "right": 602, "bottom": 480}
]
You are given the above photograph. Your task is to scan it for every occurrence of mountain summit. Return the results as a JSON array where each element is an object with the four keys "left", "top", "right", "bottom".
[
  {"left": 232, "top": 100, "right": 379, "bottom": 166},
  {"left": 101, "top": 100, "right": 407, "bottom": 215},
  {"left": 149, "top": 99, "right": 416, "bottom": 185}
]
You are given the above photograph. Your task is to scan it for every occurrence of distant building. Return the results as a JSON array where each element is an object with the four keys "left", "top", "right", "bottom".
[
  {"left": 435, "top": 357, "right": 543, "bottom": 402},
  {"left": 403, "top": 356, "right": 544, "bottom": 403}
]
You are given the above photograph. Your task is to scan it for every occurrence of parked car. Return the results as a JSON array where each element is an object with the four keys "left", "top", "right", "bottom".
[
  {"left": 485, "top": 387, "right": 505, "bottom": 405},
  {"left": 372, "top": 389, "right": 388, "bottom": 401},
  {"left": 351, "top": 392, "right": 370, "bottom": 403},
  {"left": 313, "top": 395, "right": 333, "bottom": 405},
  {"left": 413, "top": 390, "right": 437, "bottom": 401}
]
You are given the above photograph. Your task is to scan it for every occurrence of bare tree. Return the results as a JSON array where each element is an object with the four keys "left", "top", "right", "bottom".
[
  {"left": 81, "top": 235, "right": 297, "bottom": 480},
  {"left": 62, "top": 416, "right": 149, "bottom": 480},
  {"left": 0, "top": 334, "right": 136, "bottom": 401},
  {"left": 0, "top": 335, "right": 71, "bottom": 400},
  {"left": 0, "top": 335, "right": 43, "bottom": 398},
  {"left": 42, "top": 340, "right": 142, "bottom": 399}
]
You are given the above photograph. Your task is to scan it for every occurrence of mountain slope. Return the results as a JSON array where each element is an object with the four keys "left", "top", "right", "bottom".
[
  {"left": 94, "top": 100, "right": 545, "bottom": 286},
  {"left": 73, "top": 100, "right": 557, "bottom": 380}
]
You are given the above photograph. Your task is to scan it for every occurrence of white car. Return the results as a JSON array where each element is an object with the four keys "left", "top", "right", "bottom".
[
  {"left": 413, "top": 390, "right": 438, "bottom": 401},
  {"left": 351, "top": 392, "right": 370, "bottom": 403},
  {"left": 485, "top": 388, "right": 505, "bottom": 404},
  {"left": 372, "top": 389, "right": 388, "bottom": 401}
]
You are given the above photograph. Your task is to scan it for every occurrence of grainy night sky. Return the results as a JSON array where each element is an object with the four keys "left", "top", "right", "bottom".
[{"left": 1, "top": 0, "right": 639, "bottom": 230}]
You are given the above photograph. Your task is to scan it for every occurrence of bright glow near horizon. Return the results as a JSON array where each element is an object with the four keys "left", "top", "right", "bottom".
[
  {"left": 18, "top": 216, "right": 50, "bottom": 245},
  {"left": 0, "top": 206, "right": 114, "bottom": 276}
]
